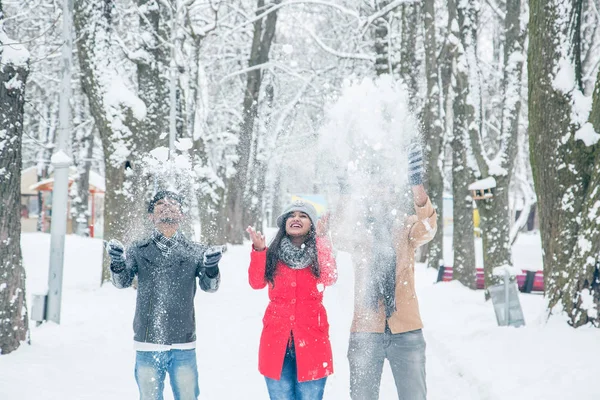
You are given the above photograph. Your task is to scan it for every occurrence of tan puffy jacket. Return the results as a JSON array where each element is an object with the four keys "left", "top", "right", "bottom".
[{"left": 331, "top": 196, "right": 437, "bottom": 333}]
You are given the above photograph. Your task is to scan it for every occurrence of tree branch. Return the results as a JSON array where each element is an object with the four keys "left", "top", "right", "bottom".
[
  {"left": 301, "top": 26, "right": 375, "bottom": 61},
  {"left": 227, "top": 0, "right": 360, "bottom": 35},
  {"left": 360, "top": 0, "right": 421, "bottom": 35}
]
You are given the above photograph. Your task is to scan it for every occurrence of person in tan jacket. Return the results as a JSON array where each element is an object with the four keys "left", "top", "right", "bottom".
[{"left": 331, "top": 143, "right": 437, "bottom": 400}]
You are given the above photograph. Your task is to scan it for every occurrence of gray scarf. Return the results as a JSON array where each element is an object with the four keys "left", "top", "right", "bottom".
[{"left": 278, "top": 236, "right": 316, "bottom": 270}]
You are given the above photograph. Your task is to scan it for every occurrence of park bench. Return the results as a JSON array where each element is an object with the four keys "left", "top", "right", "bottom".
[{"left": 436, "top": 266, "right": 544, "bottom": 293}]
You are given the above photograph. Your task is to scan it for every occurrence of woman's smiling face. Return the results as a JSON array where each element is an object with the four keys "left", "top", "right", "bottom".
[{"left": 285, "top": 211, "right": 312, "bottom": 237}]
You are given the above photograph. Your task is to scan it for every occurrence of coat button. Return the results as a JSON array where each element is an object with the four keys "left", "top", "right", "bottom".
[
  {"left": 291, "top": 299, "right": 296, "bottom": 304},
  {"left": 291, "top": 282, "right": 297, "bottom": 287},
  {"left": 290, "top": 315, "right": 295, "bottom": 321}
]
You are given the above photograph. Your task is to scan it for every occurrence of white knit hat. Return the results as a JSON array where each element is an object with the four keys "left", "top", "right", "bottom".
[{"left": 276, "top": 200, "right": 318, "bottom": 227}]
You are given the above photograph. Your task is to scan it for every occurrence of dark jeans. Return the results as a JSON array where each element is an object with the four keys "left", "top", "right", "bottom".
[
  {"left": 265, "top": 339, "right": 327, "bottom": 400},
  {"left": 348, "top": 328, "right": 426, "bottom": 400}
]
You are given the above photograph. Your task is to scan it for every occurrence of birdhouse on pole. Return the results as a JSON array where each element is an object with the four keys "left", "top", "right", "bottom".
[{"left": 468, "top": 177, "right": 496, "bottom": 200}]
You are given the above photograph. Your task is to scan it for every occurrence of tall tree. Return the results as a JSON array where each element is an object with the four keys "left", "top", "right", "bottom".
[
  {"left": 74, "top": 0, "right": 147, "bottom": 282},
  {"left": 246, "top": 82, "right": 274, "bottom": 231},
  {"left": 223, "top": 0, "right": 281, "bottom": 244},
  {"left": 370, "top": 0, "right": 393, "bottom": 76},
  {"left": 421, "top": 0, "right": 444, "bottom": 270},
  {"left": 529, "top": 0, "right": 600, "bottom": 326},
  {"left": 398, "top": 4, "right": 420, "bottom": 109},
  {"left": 449, "top": 0, "right": 478, "bottom": 288},
  {"left": 475, "top": 0, "right": 526, "bottom": 288},
  {"left": 70, "top": 93, "right": 95, "bottom": 236},
  {"left": 0, "top": 8, "right": 30, "bottom": 354},
  {"left": 135, "top": 0, "right": 170, "bottom": 155}
]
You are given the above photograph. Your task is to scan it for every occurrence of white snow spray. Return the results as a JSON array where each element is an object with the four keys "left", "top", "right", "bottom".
[
  {"left": 318, "top": 75, "right": 421, "bottom": 213},
  {"left": 317, "top": 75, "right": 423, "bottom": 319},
  {"left": 117, "top": 139, "right": 199, "bottom": 244}
]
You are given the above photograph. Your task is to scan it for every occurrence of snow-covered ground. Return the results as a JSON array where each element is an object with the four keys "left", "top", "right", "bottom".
[{"left": 1, "top": 232, "right": 599, "bottom": 399}]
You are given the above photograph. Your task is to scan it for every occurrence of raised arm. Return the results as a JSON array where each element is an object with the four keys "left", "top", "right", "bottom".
[
  {"left": 406, "top": 144, "right": 438, "bottom": 247},
  {"left": 197, "top": 246, "right": 221, "bottom": 293},
  {"left": 314, "top": 214, "right": 337, "bottom": 286},
  {"left": 248, "top": 247, "right": 268, "bottom": 289},
  {"left": 316, "top": 236, "right": 338, "bottom": 286},
  {"left": 109, "top": 243, "right": 138, "bottom": 289},
  {"left": 247, "top": 226, "right": 268, "bottom": 289},
  {"left": 407, "top": 185, "right": 438, "bottom": 248}
]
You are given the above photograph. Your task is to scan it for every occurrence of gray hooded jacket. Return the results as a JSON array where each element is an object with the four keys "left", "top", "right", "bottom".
[{"left": 110, "top": 236, "right": 220, "bottom": 345}]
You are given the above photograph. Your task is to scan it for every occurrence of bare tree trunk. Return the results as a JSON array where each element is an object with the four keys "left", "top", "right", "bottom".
[
  {"left": 529, "top": 0, "right": 600, "bottom": 327},
  {"left": 450, "top": 0, "right": 477, "bottom": 289},
  {"left": 246, "top": 83, "right": 274, "bottom": 229},
  {"left": 223, "top": 0, "right": 280, "bottom": 244},
  {"left": 187, "top": 40, "right": 227, "bottom": 245},
  {"left": 74, "top": 0, "right": 145, "bottom": 283},
  {"left": 371, "top": 1, "right": 392, "bottom": 76},
  {"left": 70, "top": 95, "right": 95, "bottom": 236},
  {"left": 70, "top": 129, "right": 94, "bottom": 236},
  {"left": 450, "top": 93, "right": 477, "bottom": 289},
  {"left": 0, "top": 15, "right": 30, "bottom": 354},
  {"left": 399, "top": 4, "right": 420, "bottom": 110},
  {"left": 124, "top": 0, "right": 172, "bottom": 229},
  {"left": 136, "top": 0, "right": 169, "bottom": 154},
  {"left": 192, "top": 132, "right": 226, "bottom": 245},
  {"left": 477, "top": 0, "right": 525, "bottom": 289},
  {"left": 422, "top": 0, "right": 444, "bottom": 269}
]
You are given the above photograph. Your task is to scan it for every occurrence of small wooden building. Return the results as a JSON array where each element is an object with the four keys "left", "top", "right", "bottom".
[{"left": 21, "top": 167, "right": 105, "bottom": 237}]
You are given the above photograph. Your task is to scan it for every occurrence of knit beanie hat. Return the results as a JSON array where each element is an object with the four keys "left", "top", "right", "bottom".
[
  {"left": 148, "top": 190, "right": 184, "bottom": 214},
  {"left": 276, "top": 200, "right": 318, "bottom": 227}
]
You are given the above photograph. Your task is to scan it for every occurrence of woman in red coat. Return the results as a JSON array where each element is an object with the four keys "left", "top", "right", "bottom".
[{"left": 247, "top": 200, "right": 338, "bottom": 400}]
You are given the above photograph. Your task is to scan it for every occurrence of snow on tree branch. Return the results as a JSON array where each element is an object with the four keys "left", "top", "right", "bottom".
[{"left": 0, "top": 22, "right": 30, "bottom": 69}]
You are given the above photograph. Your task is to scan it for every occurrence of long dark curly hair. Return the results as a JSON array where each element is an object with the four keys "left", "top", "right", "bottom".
[{"left": 265, "top": 213, "right": 320, "bottom": 287}]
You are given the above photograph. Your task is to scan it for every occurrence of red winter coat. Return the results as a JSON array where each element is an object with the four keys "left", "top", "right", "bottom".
[{"left": 248, "top": 237, "right": 338, "bottom": 382}]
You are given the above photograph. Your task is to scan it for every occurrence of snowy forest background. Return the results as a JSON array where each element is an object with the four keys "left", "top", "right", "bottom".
[{"left": 1, "top": 0, "right": 600, "bottom": 357}]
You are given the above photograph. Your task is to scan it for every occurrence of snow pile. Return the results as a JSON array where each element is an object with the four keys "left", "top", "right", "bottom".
[
  {"left": 105, "top": 78, "right": 147, "bottom": 121},
  {"left": 50, "top": 150, "right": 72, "bottom": 165},
  {"left": 468, "top": 177, "right": 497, "bottom": 191},
  {"left": 0, "top": 27, "right": 30, "bottom": 68},
  {"left": 575, "top": 122, "right": 600, "bottom": 146}
]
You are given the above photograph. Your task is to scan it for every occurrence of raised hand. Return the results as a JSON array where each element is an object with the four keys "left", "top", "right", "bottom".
[
  {"left": 316, "top": 213, "right": 330, "bottom": 237},
  {"left": 203, "top": 246, "right": 223, "bottom": 269},
  {"left": 106, "top": 239, "right": 125, "bottom": 263},
  {"left": 246, "top": 226, "right": 266, "bottom": 251}
]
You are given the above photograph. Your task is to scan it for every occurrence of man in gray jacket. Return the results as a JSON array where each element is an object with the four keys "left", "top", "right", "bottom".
[{"left": 107, "top": 190, "right": 222, "bottom": 400}]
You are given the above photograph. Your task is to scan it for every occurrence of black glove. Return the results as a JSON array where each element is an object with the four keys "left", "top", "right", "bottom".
[
  {"left": 408, "top": 142, "right": 424, "bottom": 186},
  {"left": 106, "top": 239, "right": 125, "bottom": 272},
  {"left": 203, "top": 246, "right": 223, "bottom": 269}
]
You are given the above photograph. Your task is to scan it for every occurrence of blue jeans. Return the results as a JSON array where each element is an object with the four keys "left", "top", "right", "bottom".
[
  {"left": 348, "top": 329, "right": 426, "bottom": 400},
  {"left": 135, "top": 349, "right": 200, "bottom": 400},
  {"left": 265, "top": 343, "right": 327, "bottom": 400}
]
